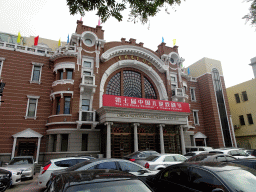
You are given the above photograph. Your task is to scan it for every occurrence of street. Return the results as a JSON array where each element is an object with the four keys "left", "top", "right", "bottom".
[{"left": 6, "top": 173, "right": 45, "bottom": 192}]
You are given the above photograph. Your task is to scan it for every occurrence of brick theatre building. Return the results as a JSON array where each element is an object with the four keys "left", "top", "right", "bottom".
[{"left": 0, "top": 20, "right": 237, "bottom": 164}]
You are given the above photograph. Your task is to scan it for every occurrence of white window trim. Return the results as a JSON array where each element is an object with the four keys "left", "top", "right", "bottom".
[
  {"left": 190, "top": 87, "right": 196, "bottom": 102},
  {"left": 0, "top": 58, "right": 5, "bottom": 79},
  {"left": 82, "top": 57, "right": 94, "bottom": 78},
  {"left": 53, "top": 62, "right": 75, "bottom": 73},
  {"left": 25, "top": 95, "right": 40, "bottom": 120},
  {"left": 193, "top": 110, "right": 200, "bottom": 125},
  {"left": 30, "top": 62, "right": 44, "bottom": 84}
]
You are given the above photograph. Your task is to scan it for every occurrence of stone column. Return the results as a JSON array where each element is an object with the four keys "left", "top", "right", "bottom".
[
  {"left": 180, "top": 126, "right": 186, "bottom": 155},
  {"left": 133, "top": 123, "right": 140, "bottom": 152},
  {"left": 204, "top": 138, "right": 207, "bottom": 147},
  {"left": 56, "top": 134, "right": 61, "bottom": 152},
  {"left": 11, "top": 137, "right": 17, "bottom": 159},
  {"left": 229, "top": 115, "right": 237, "bottom": 147},
  {"left": 158, "top": 124, "right": 165, "bottom": 154},
  {"left": 36, "top": 137, "right": 41, "bottom": 163},
  {"left": 104, "top": 122, "right": 113, "bottom": 158}
]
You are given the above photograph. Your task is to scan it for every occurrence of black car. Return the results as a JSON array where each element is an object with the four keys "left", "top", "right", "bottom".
[
  {"left": 46, "top": 169, "right": 153, "bottom": 192},
  {"left": 0, "top": 168, "right": 12, "bottom": 192},
  {"left": 146, "top": 162, "right": 256, "bottom": 192},
  {"left": 123, "top": 151, "right": 160, "bottom": 162},
  {"left": 186, "top": 152, "right": 237, "bottom": 162}
]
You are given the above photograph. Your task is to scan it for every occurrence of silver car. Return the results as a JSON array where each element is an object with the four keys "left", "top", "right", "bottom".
[
  {"left": 135, "top": 154, "right": 187, "bottom": 171},
  {"left": 5, "top": 156, "right": 35, "bottom": 179}
]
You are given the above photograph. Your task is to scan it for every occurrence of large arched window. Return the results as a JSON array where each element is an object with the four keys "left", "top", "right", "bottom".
[
  {"left": 212, "top": 68, "right": 232, "bottom": 147},
  {"left": 106, "top": 69, "right": 157, "bottom": 99}
]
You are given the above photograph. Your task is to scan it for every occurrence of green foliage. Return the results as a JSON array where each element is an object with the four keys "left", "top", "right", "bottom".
[
  {"left": 66, "top": 0, "right": 183, "bottom": 23},
  {"left": 243, "top": 0, "right": 256, "bottom": 27}
]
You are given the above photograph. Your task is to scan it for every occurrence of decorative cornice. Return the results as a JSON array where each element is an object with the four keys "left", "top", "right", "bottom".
[
  {"left": 101, "top": 45, "right": 167, "bottom": 73},
  {"left": 50, "top": 52, "right": 77, "bottom": 61}
]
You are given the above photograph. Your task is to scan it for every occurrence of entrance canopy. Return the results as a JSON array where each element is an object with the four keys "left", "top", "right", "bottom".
[
  {"left": 97, "top": 106, "right": 189, "bottom": 125},
  {"left": 12, "top": 128, "right": 43, "bottom": 163}
]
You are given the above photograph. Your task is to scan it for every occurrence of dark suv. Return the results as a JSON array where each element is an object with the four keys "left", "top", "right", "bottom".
[{"left": 123, "top": 151, "right": 160, "bottom": 162}]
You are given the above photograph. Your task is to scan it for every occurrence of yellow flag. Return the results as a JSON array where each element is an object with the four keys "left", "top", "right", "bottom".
[
  {"left": 17, "top": 32, "right": 21, "bottom": 43},
  {"left": 173, "top": 39, "right": 176, "bottom": 46},
  {"left": 58, "top": 38, "right": 61, "bottom": 47}
]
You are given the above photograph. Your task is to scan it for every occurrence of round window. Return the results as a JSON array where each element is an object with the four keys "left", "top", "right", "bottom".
[{"left": 85, "top": 39, "right": 92, "bottom": 46}]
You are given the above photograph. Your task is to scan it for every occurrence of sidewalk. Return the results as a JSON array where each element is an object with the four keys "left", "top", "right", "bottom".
[{"left": 6, "top": 173, "right": 45, "bottom": 192}]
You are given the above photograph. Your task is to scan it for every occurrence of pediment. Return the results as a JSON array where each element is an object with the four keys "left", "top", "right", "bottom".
[
  {"left": 12, "top": 128, "right": 43, "bottom": 138},
  {"left": 194, "top": 132, "right": 207, "bottom": 139}
]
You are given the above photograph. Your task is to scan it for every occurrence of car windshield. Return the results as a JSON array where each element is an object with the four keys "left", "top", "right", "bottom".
[
  {"left": 217, "top": 168, "right": 256, "bottom": 192},
  {"left": 65, "top": 179, "right": 152, "bottom": 192},
  {"left": 9, "top": 158, "right": 33, "bottom": 165},
  {"left": 145, "top": 155, "right": 160, "bottom": 161}
]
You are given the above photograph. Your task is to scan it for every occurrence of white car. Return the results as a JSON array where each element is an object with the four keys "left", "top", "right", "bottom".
[
  {"left": 212, "top": 148, "right": 252, "bottom": 159},
  {"left": 5, "top": 156, "right": 35, "bottom": 180},
  {"left": 135, "top": 154, "right": 187, "bottom": 171},
  {"left": 1, "top": 167, "right": 22, "bottom": 185},
  {"left": 38, "top": 157, "right": 91, "bottom": 188}
]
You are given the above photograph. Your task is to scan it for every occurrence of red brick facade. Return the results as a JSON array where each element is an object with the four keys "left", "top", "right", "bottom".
[{"left": 0, "top": 21, "right": 236, "bottom": 163}]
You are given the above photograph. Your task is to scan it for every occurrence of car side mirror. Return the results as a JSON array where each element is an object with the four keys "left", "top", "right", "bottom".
[{"left": 212, "top": 188, "right": 224, "bottom": 192}]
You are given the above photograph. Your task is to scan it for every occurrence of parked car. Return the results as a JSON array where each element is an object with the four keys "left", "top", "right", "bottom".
[
  {"left": 38, "top": 156, "right": 91, "bottom": 188},
  {"left": 0, "top": 168, "right": 12, "bottom": 191},
  {"left": 135, "top": 154, "right": 187, "bottom": 171},
  {"left": 123, "top": 151, "right": 160, "bottom": 162},
  {"left": 46, "top": 169, "right": 153, "bottom": 192},
  {"left": 146, "top": 162, "right": 256, "bottom": 192},
  {"left": 185, "top": 152, "right": 237, "bottom": 162},
  {"left": 212, "top": 148, "right": 251, "bottom": 159},
  {"left": 5, "top": 156, "right": 35, "bottom": 180},
  {"left": 184, "top": 151, "right": 206, "bottom": 159},
  {"left": 46, "top": 158, "right": 159, "bottom": 189},
  {"left": 231, "top": 158, "right": 256, "bottom": 170},
  {"left": 185, "top": 146, "right": 214, "bottom": 153},
  {"left": 0, "top": 167, "right": 22, "bottom": 186}
]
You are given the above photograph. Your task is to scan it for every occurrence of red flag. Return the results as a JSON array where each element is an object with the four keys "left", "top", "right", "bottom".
[{"left": 34, "top": 36, "right": 39, "bottom": 46}]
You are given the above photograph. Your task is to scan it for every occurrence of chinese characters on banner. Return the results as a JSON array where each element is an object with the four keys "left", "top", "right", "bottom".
[{"left": 103, "top": 95, "right": 190, "bottom": 113}]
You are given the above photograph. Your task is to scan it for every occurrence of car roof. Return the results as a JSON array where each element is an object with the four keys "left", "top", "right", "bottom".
[
  {"left": 58, "top": 169, "right": 138, "bottom": 186},
  {"left": 50, "top": 156, "right": 91, "bottom": 162},
  {"left": 178, "top": 162, "right": 252, "bottom": 172}
]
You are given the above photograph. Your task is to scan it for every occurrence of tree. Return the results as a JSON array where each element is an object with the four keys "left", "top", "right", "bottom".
[
  {"left": 243, "top": 0, "right": 256, "bottom": 27},
  {"left": 66, "top": 0, "right": 183, "bottom": 24}
]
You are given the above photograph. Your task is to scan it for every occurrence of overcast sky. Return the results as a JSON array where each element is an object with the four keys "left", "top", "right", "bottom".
[{"left": 0, "top": 0, "right": 255, "bottom": 88}]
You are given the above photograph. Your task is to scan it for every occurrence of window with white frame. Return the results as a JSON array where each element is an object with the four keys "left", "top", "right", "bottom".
[
  {"left": 170, "top": 73, "right": 177, "bottom": 96},
  {"left": 30, "top": 62, "right": 43, "bottom": 84},
  {"left": 0, "top": 57, "right": 5, "bottom": 79},
  {"left": 25, "top": 95, "right": 40, "bottom": 119},
  {"left": 193, "top": 110, "right": 199, "bottom": 125},
  {"left": 190, "top": 87, "right": 196, "bottom": 101},
  {"left": 82, "top": 58, "right": 94, "bottom": 77}
]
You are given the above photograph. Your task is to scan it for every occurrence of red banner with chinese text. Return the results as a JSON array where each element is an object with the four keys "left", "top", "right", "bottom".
[{"left": 103, "top": 95, "right": 190, "bottom": 113}]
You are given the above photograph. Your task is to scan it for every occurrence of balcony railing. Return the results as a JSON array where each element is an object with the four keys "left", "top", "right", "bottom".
[
  {"left": 81, "top": 75, "right": 95, "bottom": 85},
  {"left": 79, "top": 110, "right": 96, "bottom": 122},
  {"left": 55, "top": 45, "right": 76, "bottom": 53},
  {"left": 172, "top": 88, "right": 188, "bottom": 102},
  {"left": 0, "top": 42, "right": 54, "bottom": 56}
]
